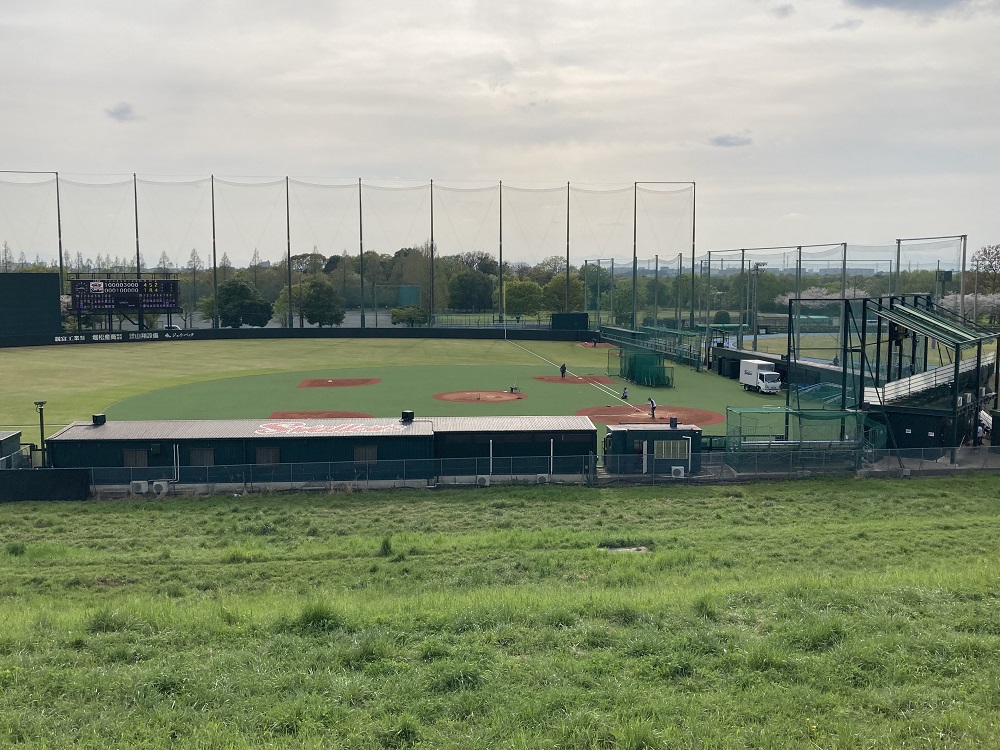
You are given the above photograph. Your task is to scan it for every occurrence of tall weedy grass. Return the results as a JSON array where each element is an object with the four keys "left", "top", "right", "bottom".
[{"left": 1, "top": 476, "right": 999, "bottom": 748}]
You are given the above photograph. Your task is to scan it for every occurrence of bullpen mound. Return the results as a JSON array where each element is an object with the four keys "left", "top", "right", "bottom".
[
  {"left": 298, "top": 378, "right": 380, "bottom": 388},
  {"left": 533, "top": 375, "right": 616, "bottom": 385},
  {"left": 434, "top": 390, "right": 525, "bottom": 403},
  {"left": 270, "top": 411, "right": 374, "bottom": 418},
  {"left": 576, "top": 404, "right": 726, "bottom": 426}
]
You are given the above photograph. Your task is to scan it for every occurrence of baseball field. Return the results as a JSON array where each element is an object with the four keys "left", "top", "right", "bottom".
[
  {"left": 1, "top": 338, "right": 784, "bottom": 439},
  {"left": 3, "top": 338, "right": 1000, "bottom": 747}
]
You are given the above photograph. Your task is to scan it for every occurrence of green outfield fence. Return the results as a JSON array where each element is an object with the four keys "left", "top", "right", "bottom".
[{"left": 0, "top": 326, "right": 597, "bottom": 349}]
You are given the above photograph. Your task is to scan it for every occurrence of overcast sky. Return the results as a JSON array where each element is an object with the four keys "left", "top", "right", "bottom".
[{"left": 1, "top": 0, "right": 998, "bottom": 267}]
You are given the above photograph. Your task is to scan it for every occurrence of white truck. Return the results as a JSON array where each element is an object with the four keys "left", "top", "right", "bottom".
[{"left": 740, "top": 359, "right": 781, "bottom": 394}]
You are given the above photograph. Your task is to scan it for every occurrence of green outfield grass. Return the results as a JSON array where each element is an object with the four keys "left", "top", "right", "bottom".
[{"left": 1, "top": 339, "right": 783, "bottom": 438}]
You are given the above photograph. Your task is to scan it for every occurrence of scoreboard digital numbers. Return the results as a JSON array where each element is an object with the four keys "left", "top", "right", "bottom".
[{"left": 70, "top": 279, "right": 181, "bottom": 312}]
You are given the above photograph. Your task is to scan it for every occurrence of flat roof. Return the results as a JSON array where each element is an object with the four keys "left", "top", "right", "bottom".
[
  {"left": 47, "top": 416, "right": 598, "bottom": 442},
  {"left": 48, "top": 418, "right": 435, "bottom": 442},
  {"left": 606, "top": 423, "right": 700, "bottom": 432},
  {"left": 430, "top": 416, "right": 596, "bottom": 432}
]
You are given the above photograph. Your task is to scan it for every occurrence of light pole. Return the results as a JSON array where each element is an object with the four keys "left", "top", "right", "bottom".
[{"left": 34, "top": 401, "right": 46, "bottom": 467}]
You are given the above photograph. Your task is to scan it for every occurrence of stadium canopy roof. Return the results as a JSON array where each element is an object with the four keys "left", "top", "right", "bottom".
[{"left": 865, "top": 299, "right": 998, "bottom": 348}]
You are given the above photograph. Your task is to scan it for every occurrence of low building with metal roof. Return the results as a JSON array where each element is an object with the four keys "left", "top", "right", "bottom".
[
  {"left": 47, "top": 417, "right": 436, "bottom": 472},
  {"left": 430, "top": 416, "right": 597, "bottom": 478},
  {"left": 45, "top": 415, "right": 599, "bottom": 491}
]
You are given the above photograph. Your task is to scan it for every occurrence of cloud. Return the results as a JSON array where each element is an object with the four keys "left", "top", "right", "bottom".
[
  {"left": 709, "top": 133, "right": 753, "bottom": 148},
  {"left": 105, "top": 102, "right": 139, "bottom": 122},
  {"left": 843, "top": 0, "right": 977, "bottom": 13},
  {"left": 832, "top": 17, "right": 865, "bottom": 29},
  {"left": 772, "top": 4, "right": 796, "bottom": 17}
]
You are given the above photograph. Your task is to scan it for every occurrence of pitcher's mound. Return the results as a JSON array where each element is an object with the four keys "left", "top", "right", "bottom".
[
  {"left": 270, "top": 411, "right": 374, "bottom": 418},
  {"left": 533, "top": 375, "right": 615, "bottom": 385},
  {"left": 576, "top": 404, "right": 725, "bottom": 426},
  {"left": 434, "top": 390, "right": 525, "bottom": 403},
  {"left": 298, "top": 378, "right": 380, "bottom": 388}
]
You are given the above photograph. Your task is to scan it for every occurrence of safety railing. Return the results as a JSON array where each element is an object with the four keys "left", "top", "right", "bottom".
[
  {"left": 0, "top": 448, "right": 30, "bottom": 470},
  {"left": 864, "top": 351, "right": 995, "bottom": 405}
]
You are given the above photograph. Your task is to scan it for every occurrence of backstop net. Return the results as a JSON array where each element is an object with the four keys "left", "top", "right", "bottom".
[
  {"left": 612, "top": 347, "right": 674, "bottom": 387},
  {"left": 725, "top": 406, "right": 867, "bottom": 451}
]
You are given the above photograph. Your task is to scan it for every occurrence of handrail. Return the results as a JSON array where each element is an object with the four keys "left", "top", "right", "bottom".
[{"left": 864, "top": 351, "right": 995, "bottom": 405}]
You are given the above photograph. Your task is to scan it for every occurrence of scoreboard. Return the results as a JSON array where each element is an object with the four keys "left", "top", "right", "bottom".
[{"left": 70, "top": 279, "right": 181, "bottom": 312}]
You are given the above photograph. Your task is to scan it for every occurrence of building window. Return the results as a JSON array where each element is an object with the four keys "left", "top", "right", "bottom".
[
  {"left": 255, "top": 447, "right": 280, "bottom": 465},
  {"left": 189, "top": 448, "right": 215, "bottom": 467},
  {"left": 123, "top": 449, "right": 147, "bottom": 468},
  {"left": 654, "top": 440, "right": 689, "bottom": 460},
  {"left": 354, "top": 445, "right": 377, "bottom": 463}
]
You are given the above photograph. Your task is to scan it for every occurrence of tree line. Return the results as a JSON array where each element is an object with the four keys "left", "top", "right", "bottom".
[{"left": 4, "top": 240, "right": 1000, "bottom": 329}]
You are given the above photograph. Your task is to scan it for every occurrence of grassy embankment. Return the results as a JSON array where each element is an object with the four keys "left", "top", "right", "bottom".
[{"left": 2, "top": 475, "right": 999, "bottom": 748}]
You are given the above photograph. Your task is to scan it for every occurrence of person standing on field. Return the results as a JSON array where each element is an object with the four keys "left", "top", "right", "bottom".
[
  {"left": 648, "top": 398, "right": 656, "bottom": 419},
  {"left": 560, "top": 363, "right": 567, "bottom": 379}
]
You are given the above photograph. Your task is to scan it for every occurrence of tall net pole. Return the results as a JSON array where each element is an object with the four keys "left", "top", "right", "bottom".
[
  {"left": 566, "top": 182, "right": 571, "bottom": 313},
  {"left": 498, "top": 181, "right": 503, "bottom": 324},
  {"left": 690, "top": 182, "right": 696, "bottom": 330},
  {"left": 675, "top": 253, "right": 682, "bottom": 329},
  {"left": 429, "top": 179, "right": 435, "bottom": 322},
  {"left": 653, "top": 254, "right": 658, "bottom": 326},
  {"left": 960, "top": 234, "right": 967, "bottom": 318},
  {"left": 55, "top": 173, "right": 64, "bottom": 292},
  {"left": 631, "top": 182, "right": 638, "bottom": 329},
  {"left": 211, "top": 176, "right": 219, "bottom": 329},
  {"left": 133, "top": 174, "right": 143, "bottom": 330},
  {"left": 358, "top": 178, "right": 365, "bottom": 329},
  {"left": 285, "top": 176, "right": 293, "bottom": 328}
]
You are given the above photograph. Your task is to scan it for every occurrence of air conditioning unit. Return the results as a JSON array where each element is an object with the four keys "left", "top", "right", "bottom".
[
  {"left": 130, "top": 480, "right": 149, "bottom": 495},
  {"left": 151, "top": 480, "right": 170, "bottom": 497},
  {"left": 536, "top": 474, "right": 549, "bottom": 484},
  {"left": 476, "top": 475, "right": 490, "bottom": 487},
  {"left": 670, "top": 466, "right": 685, "bottom": 478}
]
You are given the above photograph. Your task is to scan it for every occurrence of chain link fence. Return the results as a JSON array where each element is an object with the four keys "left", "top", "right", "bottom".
[{"left": 80, "top": 444, "right": 1000, "bottom": 496}]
